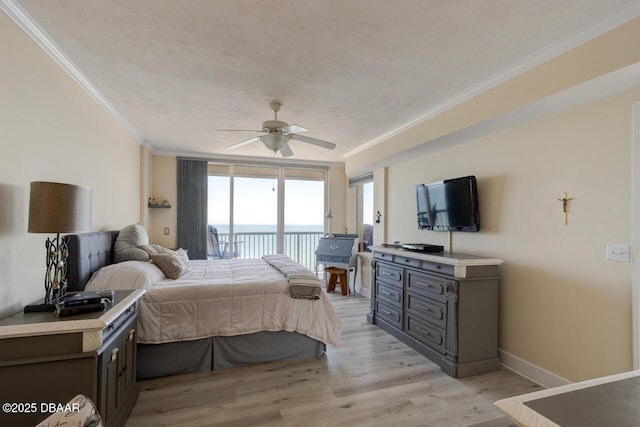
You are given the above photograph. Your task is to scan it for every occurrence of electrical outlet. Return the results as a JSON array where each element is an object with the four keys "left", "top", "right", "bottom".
[
  {"left": 164, "top": 227, "right": 170, "bottom": 235},
  {"left": 606, "top": 244, "right": 629, "bottom": 262}
]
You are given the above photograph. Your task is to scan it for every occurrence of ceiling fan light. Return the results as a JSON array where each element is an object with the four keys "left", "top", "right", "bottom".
[{"left": 260, "top": 133, "right": 290, "bottom": 151}]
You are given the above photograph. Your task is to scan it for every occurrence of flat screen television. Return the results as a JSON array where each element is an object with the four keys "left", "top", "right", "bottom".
[{"left": 416, "top": 175, "right": 480, "bottom": 232}]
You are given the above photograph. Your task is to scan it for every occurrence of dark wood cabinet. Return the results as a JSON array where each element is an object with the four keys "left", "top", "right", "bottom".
[
  {"left": 0, "top": 290, "right": 144, "bottom": 427},
  {"left": 368, "top": 246, "right": 502, "bottom": 378}
]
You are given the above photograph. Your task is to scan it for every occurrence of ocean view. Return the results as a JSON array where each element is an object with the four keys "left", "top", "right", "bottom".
[{"left": 211, "top": 224, "right": 324, "bottom": 269}]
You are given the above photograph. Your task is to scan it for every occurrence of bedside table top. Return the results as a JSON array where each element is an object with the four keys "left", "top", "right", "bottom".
[{"left": 0, "top": 289, "right": 145, "bottom": 339}]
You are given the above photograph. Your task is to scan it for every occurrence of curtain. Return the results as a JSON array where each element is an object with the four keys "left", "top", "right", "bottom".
[{"left": 176, "top": 158, "right": 208, "bottom": 259}]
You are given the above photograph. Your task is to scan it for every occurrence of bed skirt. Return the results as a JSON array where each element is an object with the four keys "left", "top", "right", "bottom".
[{"left": 136, "top": 331, "right": 326, "bottom": 379}]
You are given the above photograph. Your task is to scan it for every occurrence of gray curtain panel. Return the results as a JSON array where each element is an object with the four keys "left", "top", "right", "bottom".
[{"left": 176, "top": 158, "right": 208, "bottom": 259}]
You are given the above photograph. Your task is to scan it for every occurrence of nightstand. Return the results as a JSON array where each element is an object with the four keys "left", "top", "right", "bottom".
[{"left": 0, "top": 289, "right": 144, "bottom": 427}]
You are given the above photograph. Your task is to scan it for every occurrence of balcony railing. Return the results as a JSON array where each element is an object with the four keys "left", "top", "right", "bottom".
[{"left": 217, "top": 231, "right": 324, "bottom": 271}]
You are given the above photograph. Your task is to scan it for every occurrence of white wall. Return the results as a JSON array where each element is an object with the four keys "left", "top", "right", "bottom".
[
  {"left": 0, "top": 13, "right": 141, "bottom": 317},
  {"left": 345, "top": 18, "right": 640, "bottom": 382},
  {"left": 379, "top": 88, "right": 639, "bottom": 381}
]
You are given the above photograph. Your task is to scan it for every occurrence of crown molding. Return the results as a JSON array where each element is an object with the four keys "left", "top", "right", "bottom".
[
  {"left": 152, "top": 147, "right": 344, "bottom": 168},
  {"left": 345, "top": 3, "right": 640, "bottom": 159},
  {"left": 1, "top": 0, "right": 143, "bottom": 144}
]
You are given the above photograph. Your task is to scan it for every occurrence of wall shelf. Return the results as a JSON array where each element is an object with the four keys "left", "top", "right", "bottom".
[{"left": 148, "top": 202, "right": 171, "bottom": 208}]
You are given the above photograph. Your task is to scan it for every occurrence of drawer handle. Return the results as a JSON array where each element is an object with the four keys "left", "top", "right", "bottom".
[
  {"left": 381, "top": 271, "right": 393, "bottom": 277},
  {"left": 128, "top": 328, "right": 136, "bottom": 341},
  {"left": 381, "top": 309, "right": 393, "bottom": 316},
  {"left": 111, "top": 348, "right": 119, "bottom": 362},
  {"left": 329, "top": 244, "right": 338, "bottom": 250},
  {"left": 416, "top": 327, "right": 432, "bottom": 337},
  {"left": 416, "top": 280, "right": 434, "bottom": 288},
  {"left": 380, "top": 290, "right": 392, "bottom": 296},
  {"left": 416, "top": 304, "right": 433, "bottom": 312}
]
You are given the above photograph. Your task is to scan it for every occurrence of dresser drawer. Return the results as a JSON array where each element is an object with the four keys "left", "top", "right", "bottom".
[
  {"left": 406, "top": 314, "right": 446, "bottom": 354},
  {"left": 394, "top": 255, "right": 421, "bottom": 269},
  {"left": 374, "top": 251, "right": 394, "bottom": 262},
  {"left": 376, "top": 281, "right": 402, "bottom": 307},
  {"left": 375, "top": 299, "right": 403, "bottom": 330},
  {"left": 420, "top": 260, "right": 455, "bottom": 276},
  {"left": 376, "top": 262, "right": 403, "bottom": 287},
  {"left": 406, "top": 292, "right": 446, "bottom": 329},
  {"left": 103, "top": 303, "right": 136, "bottom": 344},
  {"left": 407, "top": 270, "right": 449, "bottom": 302}
]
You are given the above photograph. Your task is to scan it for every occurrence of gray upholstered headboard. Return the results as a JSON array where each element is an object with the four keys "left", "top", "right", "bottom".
[{"left": 66, "top": 230, "right": 119, "bottom": 291}]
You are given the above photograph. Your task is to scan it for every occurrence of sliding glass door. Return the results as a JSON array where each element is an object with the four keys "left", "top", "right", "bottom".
[
  {"left": 284, "top": 168, "right": 325, "bottom": 269},
  {"left": 207, "top": 163, "right": 326, "bottom": 269},
  {"left": 232, "top": 165, "right": 278, "bottom": 259}
]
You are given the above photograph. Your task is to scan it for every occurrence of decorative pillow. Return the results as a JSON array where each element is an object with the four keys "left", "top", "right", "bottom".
[
  {"left": 168, "top": 247, "right": 190, "bottom": 268},
  {"left": 114, "top": 224, "right": 150, "bottom": 263},
  {"left": 151, "top": 253, "right": 187, "bottom": 279},
  {"left": 138, "top": 244, "right": 165, "bottom": 256}
]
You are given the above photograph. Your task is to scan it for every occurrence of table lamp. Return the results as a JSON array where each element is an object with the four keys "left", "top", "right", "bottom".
[{"left": 27, "top": 181, "right": 92, "bottom": 311}]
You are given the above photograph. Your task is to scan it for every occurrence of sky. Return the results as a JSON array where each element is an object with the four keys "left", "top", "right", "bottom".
[{"left": 208, "top": 176, "right": 324, "bottom": 226}]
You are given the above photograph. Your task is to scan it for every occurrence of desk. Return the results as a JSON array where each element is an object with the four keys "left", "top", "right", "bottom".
[
  {"left": 315, "top": 235, "right": 359, "bottom": 291},
  {"left": 495, "top": 369, "right": 640, "bottom": 427}
]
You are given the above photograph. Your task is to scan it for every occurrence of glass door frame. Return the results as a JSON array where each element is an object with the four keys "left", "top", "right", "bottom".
[{"left": 209, "top": 161, "right": 328, "bottom": 256}]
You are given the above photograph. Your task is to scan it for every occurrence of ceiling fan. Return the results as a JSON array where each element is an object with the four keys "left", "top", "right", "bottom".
[{"left": 221, "top": 101, "right": 336, "bottom": 157}]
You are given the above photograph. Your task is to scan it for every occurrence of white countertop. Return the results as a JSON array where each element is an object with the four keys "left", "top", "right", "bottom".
[
  {"left": 371, "top": 245, "right": 503, "bottom": 266},
  {"left": 495, "top": 369, "right": 640, "bottom": 427},
  {"left": 0, "top": 289, "right": 145, "bottom": 351}
]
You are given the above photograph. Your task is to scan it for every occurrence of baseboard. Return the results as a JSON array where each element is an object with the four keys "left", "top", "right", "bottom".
[
  {"left": 498, "top": 348, "right": 571, "bottom": 388},
  {"left": 355, "top": 285, "right": 370, "bottom": 298}
]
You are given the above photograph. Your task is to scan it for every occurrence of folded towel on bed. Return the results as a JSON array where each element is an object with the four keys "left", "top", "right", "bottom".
[
  {"left": 288, "top": 278, "right": 322, "bottom": 300},
  {"left": 262, "top": 254, "right": 322, "bottom": 299}
]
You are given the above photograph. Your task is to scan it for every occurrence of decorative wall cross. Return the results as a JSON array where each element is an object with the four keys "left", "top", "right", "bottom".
[{"left": 557, "top": 192, "right": 575, "bottom": 226}]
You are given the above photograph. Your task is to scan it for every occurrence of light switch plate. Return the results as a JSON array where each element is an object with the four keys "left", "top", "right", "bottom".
[{"left": 606, "top": 244, "right": 629, "bottom": 262}]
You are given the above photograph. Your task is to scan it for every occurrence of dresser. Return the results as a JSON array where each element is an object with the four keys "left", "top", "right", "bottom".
[
  {"left": 367, "top": 246, "right": 502, "bottom": 378},
  {"left": 0, "top": 290, "right": 144, "bottom": 427}
]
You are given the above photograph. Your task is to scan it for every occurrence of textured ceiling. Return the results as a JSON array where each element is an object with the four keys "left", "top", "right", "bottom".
[{"left": 11, "top": 0, "right": 640, "bottom": 163}]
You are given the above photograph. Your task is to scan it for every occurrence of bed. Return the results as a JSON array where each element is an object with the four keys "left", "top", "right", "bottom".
[{"left": 65, "top": 230, "right": 342, "bottom": 379}]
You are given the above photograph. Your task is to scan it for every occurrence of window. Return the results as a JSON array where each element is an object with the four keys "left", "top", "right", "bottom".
[
  {"left": 207, "top": 162, "right": 326, "bottom": 269},
  {"left": 350, "top": 173, "right": 374, "bottom": 252}
]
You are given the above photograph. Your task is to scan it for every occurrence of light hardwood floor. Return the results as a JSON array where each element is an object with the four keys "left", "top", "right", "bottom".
[{"left": 127, "top": 293, "right": 540, "bottom": 427}]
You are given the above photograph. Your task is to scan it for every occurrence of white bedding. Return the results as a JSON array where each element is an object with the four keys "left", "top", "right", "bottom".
[{"left": 86, "top": 257, "right": 342, "bottom": 347}]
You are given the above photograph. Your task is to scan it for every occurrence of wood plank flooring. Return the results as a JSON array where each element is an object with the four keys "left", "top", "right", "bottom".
[{"left": 126, "top": 293, "right": 540, "bottom": 427}]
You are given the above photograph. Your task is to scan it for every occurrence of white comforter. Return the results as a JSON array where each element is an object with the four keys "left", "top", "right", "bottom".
[{"left": 85, "top": 258, "right": 342, "bottom": 347}]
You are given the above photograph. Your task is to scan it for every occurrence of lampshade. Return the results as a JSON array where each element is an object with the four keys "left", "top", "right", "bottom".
[
  {"left": 28, "top": 181, "right": 92, "bottom": 233},
  {"left": 260, "top": 133, "right": 290, "bottom": 151},
  {"left": 325, "top": 209, "right": 334, "bottom": 219}
]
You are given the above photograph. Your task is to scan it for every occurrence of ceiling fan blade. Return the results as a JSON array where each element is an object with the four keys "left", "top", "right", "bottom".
[
  {"left": 280, "top": 144, "right": 294, "bottom": 157},
  {"left": 279, "top": 124, "right": 307, "bottom": 134},
  {"left": 217, "top": 129, "right": 263, "bottom": 132},
  {"left": 226, "top": 136, "right": 260, "bottom": 150},
  {"left": 290, "top": 134, "right": 336, "bottom": 150}
]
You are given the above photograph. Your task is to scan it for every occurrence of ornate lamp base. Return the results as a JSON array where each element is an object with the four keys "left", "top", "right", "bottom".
[{"left": 44, "top": 233, "right": 69, "bottom": 303}]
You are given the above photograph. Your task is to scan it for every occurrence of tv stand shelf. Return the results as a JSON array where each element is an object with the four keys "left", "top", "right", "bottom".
[{"left": 367, "top": 246, "right": 502, "bottom": 377}]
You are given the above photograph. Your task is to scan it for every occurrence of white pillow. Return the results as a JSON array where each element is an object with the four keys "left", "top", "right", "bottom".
[
  {"left": 85, "top": 261, "right": 165, "bottom": 291},
  {"left": 114, "top": 224, "right": 150, "bottom": 263}
]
